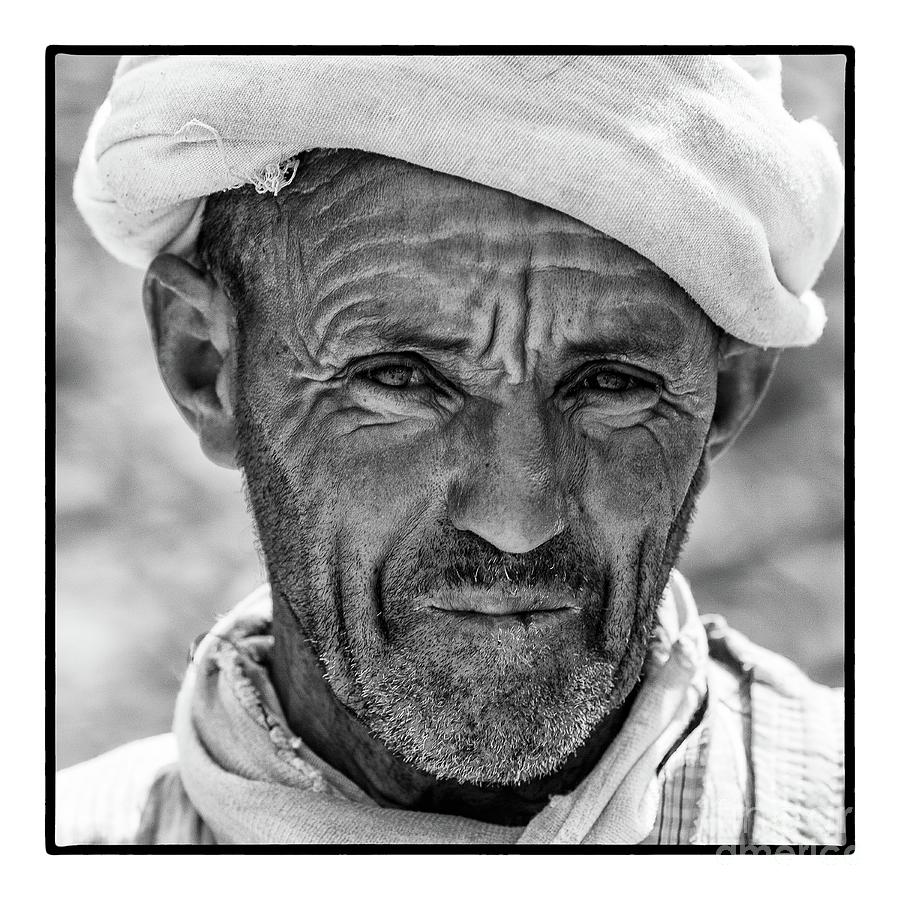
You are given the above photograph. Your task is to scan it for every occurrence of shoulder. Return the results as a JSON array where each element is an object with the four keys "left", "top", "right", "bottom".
[
  {"left": 702, "top": 615, "right": 846, "bottom": 845},
  {"left": 55, "top": 734, "right": 210, "bottom": 846}
]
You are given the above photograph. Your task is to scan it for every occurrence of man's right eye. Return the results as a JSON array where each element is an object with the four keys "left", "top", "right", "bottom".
[{"left": 355, "top": 360, "right": 429, "bottom": 389}]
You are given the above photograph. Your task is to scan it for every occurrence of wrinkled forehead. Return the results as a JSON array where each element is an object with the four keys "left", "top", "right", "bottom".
[{"left": 241, "top": 151, "right": 715, "bottom": 364}]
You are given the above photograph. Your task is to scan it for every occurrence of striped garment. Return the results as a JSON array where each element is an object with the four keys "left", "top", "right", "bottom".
[
  {"left": 56, "top": 581, "right": 845, "bottom": 846},
  {"left": 645, "top": 616, "right": 845, "bottom": 846}
]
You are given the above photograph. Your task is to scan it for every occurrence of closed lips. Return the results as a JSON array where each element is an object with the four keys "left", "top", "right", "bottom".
[{"left": 424, "top": 587, "right": 580, "bottom": 616}]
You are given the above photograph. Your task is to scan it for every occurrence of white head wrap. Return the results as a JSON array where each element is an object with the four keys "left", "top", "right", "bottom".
[{"left": 74, "top": 54, "right": 843, "bottom": 348}]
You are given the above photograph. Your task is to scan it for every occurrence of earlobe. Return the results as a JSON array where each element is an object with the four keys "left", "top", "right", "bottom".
[
  {"left": 707, "top": 336, "right": 781, "bottom": 459},
  {"left": 143, "top": 253, "right": 239, "bottom": 469}
]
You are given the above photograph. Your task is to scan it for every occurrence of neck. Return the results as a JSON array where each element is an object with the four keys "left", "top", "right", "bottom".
[{"left": 269, "top": 598, "right": 638, "bottom": 827}]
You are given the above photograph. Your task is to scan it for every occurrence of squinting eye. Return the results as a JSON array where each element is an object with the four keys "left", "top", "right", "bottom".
[
  {"left": 361, "top": 362, "right": 427, "bottom": 389},
  {"left": 579, "top": 369, "right": 645, "bottom": 392}
]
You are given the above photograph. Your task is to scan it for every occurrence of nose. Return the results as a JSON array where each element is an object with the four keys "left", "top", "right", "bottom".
[{"left": 449, "top": 395, "right": 568, "bottom": 554}]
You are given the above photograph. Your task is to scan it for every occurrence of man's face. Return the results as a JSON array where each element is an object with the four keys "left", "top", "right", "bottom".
[{"left": 228, "top": 152, "right": 721, "bottom": 785}]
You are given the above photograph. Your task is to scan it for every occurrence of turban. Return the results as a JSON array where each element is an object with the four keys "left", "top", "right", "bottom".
[{"left": 74, "top": 54, "right": 844, "bottom": 348}]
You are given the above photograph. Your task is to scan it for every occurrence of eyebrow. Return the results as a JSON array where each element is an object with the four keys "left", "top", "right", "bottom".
[
  {"left": 559, "top": 335, "right": 676, "bottom": 365},
  {"left": 334, "top": 321, "right": 474, "bottom": 358}
]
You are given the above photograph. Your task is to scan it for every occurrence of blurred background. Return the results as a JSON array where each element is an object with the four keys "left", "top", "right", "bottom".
[{"left": 54, "top": 54, "right": 846, "bottom": 770}]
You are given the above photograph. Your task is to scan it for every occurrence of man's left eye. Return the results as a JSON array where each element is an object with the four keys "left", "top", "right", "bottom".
[
  {"left": 578, "top": 369, "right": 645, "bottom": 393},
  {"left": 360, "top": 362, "right": 427, "bottom": 389}
]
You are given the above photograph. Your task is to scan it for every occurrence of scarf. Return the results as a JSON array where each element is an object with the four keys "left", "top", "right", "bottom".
[{"left": 172, "top": 571, "right": 708, "bottom": 844}]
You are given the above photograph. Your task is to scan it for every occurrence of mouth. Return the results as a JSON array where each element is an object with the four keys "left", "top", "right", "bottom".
[{"left": 422, "top": 586, "right": 581, "bottom": 630}]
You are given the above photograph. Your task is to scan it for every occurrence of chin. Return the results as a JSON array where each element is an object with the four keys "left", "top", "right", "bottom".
[{"left": 347, "top": 607, "right": 625, "bottom": 786}]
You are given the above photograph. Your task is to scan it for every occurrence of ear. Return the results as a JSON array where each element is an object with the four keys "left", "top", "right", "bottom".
[
  {"left": 142, "top": 253, "right": 238, "bottom": 468},
  {"left": 707, "top": 335, "right": 781, "bottom": 459}
]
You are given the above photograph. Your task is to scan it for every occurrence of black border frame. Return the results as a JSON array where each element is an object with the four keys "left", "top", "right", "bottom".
[{"left": 46, "top": 44, "right": 855, "bottom": 855}]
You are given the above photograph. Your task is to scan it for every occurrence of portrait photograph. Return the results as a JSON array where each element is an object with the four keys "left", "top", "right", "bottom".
[{"left": 51, "top": 48, "right": 849, "bottom": 851}]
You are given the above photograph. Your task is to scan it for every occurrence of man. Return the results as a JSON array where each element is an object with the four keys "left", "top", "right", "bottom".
[{"left": 57, "top": 53, "right": 845, "bottom": 846}]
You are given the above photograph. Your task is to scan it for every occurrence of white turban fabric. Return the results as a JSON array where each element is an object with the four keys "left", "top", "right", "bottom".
[{"left": 74, "top": 54, "right": 844, "bottom": 348}]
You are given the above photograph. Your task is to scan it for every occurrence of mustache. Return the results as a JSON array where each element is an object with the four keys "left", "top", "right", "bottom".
[{"left": 405, "top": 525, "right": 608, "bottom": 599}]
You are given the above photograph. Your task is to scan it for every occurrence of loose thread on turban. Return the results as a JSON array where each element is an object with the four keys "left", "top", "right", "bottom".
[{"left": 174, "top": 119, "right": 299, "bottom": 196}]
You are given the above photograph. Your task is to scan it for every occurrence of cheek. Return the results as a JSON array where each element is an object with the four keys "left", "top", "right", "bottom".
[
  {"left": 304, "top": 430, "right": 449, "bottom": 656},
  {"left": 570, "top": 419, "right": 709, "bottom": 673},
  {"left": 289, "top": 414, "right": 449, "bottom": 565},
  {"left": 575, "top": 418, "right": 708, "bottom": 543},
  {"left": 335, "top": 437, "right": 439, "bottom": 534}
]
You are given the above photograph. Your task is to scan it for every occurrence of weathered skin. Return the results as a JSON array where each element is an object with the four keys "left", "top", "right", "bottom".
[{"left": 143, "top": 150, "right": 777, "bottom": 826}]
